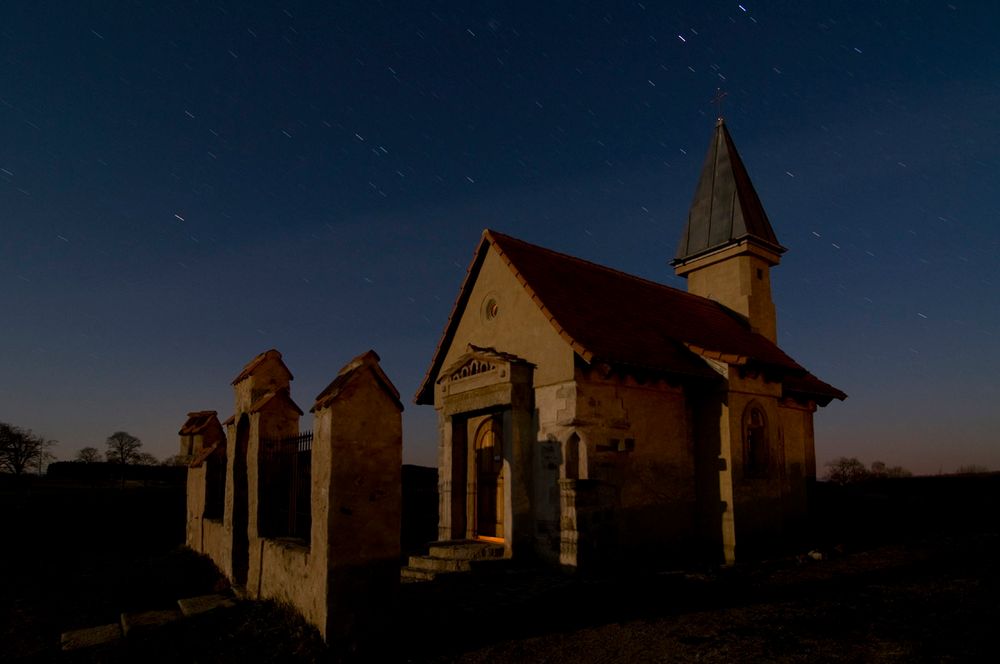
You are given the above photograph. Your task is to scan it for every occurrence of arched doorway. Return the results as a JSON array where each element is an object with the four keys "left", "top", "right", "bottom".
[
  {"left": 473, "top": 417, "right": 504, "bottom": 540},
  {"left": 232, "top": 415, "right": 250, "bottom": 586}
]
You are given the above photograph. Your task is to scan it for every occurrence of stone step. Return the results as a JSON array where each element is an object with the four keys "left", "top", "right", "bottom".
[
  {"left": 120, "top": 608, "right": 183, "bottom": 638},
  {"left": 407, "top": 555, "right": 473, "bottom": 573},
  {"left": 60, "top": 623, "right": 122, "bottom": 651},
  {"left": 427, "top": 539, "right": 505, "bottom": 561},
  {"left": 400, "top": 566, "right": 438, "bottom": 582},
  {"left": 177, "top": 593, "right": 236, "bottom": 617}
]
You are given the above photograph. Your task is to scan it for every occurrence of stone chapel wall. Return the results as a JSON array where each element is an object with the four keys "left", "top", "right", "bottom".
[
  {"left": 545, "top": 372, "right": 699, "bottom": 567},
  {"left": 725, "top": 368, "right": 800, "bottom": 552}
]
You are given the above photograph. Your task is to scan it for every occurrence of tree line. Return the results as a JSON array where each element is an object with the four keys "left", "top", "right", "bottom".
[
  {"left": 2, "top": 423, "right": 186, "bottom": 477},
  {"left": 824, "top": 457, "right": 993, "bottom": 484},
  {"left": 0, "top": 421, "right": 57, "bottom": 475},
  {"left": 74, "top": 431, "right": 187, "bottom": 467}
]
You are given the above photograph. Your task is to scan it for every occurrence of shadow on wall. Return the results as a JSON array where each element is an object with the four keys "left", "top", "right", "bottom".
[{"left": 402, "top": 464, "right": 438, "bottom": 558}]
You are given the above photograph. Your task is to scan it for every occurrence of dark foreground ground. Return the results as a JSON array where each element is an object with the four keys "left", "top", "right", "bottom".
[{"left": 2, "top": 474, "right": 998, "bottom": 662}]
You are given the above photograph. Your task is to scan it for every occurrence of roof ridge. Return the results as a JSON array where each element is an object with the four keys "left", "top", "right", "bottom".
[
  {"left": 483, "top": 228, "right": 752, "bottom": 330},
  {"left": 484, "top": 229, "right": 749, "bottom": 317}
]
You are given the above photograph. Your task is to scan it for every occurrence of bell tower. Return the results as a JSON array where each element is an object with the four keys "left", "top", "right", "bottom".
[{"left": 672, "top": 119, "right": 786, "bottom": 343}]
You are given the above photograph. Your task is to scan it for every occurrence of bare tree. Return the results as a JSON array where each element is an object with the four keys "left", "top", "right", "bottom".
[
  {"left": 34, "top": 436, "right": 57, "bottom": 475},
  {"left": 0, "top": 421, "right": 57, "bottom": 475},
  {"left": 823, "top": 457, "right": 870, "bottom": 484},
  {"left": 136, "top": 452, "right": 159, "bottom": 466},
  {"left": 825, "top": 457, "right": 912, "bottom": 483},
  {"left": 956, "top": 464, "right": 990, "bottom": 475},
  {"left": 76, "top": 446, "right": 102, "bottom": 463},
  {"left": 105, "top": 431, "right": 142, "bottom": 487},
  {"left": 105, "top": 431, "right": 142, "bottom": 465}
]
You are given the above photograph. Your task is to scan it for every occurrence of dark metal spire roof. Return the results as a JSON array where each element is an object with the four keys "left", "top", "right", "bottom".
[{"left": 673, "top": 119, "right": 785, "bottom": 264}]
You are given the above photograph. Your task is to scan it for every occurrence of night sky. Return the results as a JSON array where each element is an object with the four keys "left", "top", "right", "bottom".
[{"left": 2, "top": 2, "right": 998, "bottom": 474}]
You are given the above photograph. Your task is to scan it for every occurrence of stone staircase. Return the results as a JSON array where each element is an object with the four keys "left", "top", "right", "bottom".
[{"left": 401, "top": 539, "right": 505, "bottom": 583}]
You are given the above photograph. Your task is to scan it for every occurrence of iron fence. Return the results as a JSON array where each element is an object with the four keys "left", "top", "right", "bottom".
[{"left": 260, "top": 431, "right": 313, "bottom": 543}]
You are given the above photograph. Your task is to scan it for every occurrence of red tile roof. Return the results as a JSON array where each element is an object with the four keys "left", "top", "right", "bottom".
[
  {"left": 249, "top": 388, "right": 304, "bottom": 416},
  {"left": 311, "top": 349, "right": 403, "bottom": 413},
  {"left": 415, "top": 230, "right": 845, "bottom": 405},
  {"left": 189, "top": 443, "right": 220, "bottom": 468},
  {"left": 178, "top": 411, "right": 220, "bottom": 436},
  {"left": 231, "top": 349, "right": 294, "bottom": 385}
]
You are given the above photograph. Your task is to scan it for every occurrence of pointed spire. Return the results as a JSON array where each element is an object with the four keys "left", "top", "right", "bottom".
[{"left": 673, "top": 119, "right": 785, "bottom": 266}]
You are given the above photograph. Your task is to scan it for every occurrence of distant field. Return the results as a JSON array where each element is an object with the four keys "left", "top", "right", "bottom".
[{"left": 2, "top": 472, "right": 997, "bottom": 662}]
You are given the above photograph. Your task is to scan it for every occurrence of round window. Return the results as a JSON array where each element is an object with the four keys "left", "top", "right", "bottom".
[{"left": 485, "top": 298, "right": 499, "bottom": 320}]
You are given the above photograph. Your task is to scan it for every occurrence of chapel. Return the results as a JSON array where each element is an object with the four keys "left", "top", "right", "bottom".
[{"left": 415, "top": 119, "right": 845, "bottom": 567}]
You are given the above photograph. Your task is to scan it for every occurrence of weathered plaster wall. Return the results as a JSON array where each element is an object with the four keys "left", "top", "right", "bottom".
[
  {"left": 576, "top": 375, "right": 698, "bottom": 562},
  {"left": 434, "top": 246, "right": 574, "bottom": 409},
  {"left": 257, "top": 539, "right": 319, "bottom": 622},
  {"left": 201, "top": 517, "right": 228, "bottom": 571},
  {"left": 186, "top": 466, "right": 206, "bottom": 550},
  {"left": 220, "top": 418, "right": 238, "bottom": 581},
  {"left": 777, "top": 400, "right": 817, "bottom": 528},
  {"left": 312, "top": 377, "right": 401, "bottom": 644},
  {"left": 245, "top": 403, "right": 299, "bottom": 600},
  {"left": 535, "top": 373, "right": 701, "bottom": 566},
  {"left": 725, "top": 368, "right": 798, "bottom": 549},
  {"left": 690, "top": 384, "right": 735, "bottom": 564},
  {"left": 682, "top": 247, "right": 779, "bottom": 343},
  {"left": 534, "top": 381, "right": 577, "bottom": 559},
  {"left": 186, "top": 461, "right": 228, "bottom": 571}
]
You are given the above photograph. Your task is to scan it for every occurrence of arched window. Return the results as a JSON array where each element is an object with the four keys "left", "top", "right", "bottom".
[
  {"left": 564, "top": 433, "right": 587, "bottom": 480},
  {"left": 743, "top": 404, "right": 769, "bottom": 478}
]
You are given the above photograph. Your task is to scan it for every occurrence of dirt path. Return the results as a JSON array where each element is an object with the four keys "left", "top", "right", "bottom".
[{"left": 404, "top": 535, "right": 999, "bottom": 662}]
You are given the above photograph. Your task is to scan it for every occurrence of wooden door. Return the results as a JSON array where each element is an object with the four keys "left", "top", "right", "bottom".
[{"left": 474, "top": 417, "right": 504, "bottom": 539}]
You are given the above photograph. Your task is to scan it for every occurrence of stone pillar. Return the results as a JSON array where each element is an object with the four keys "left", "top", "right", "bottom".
[
  {"left": 309, "top": 351, "right": 403, "bottom": 648},
  {"left": 718, "top": 402, "right": 737, "bottom": 565},
  {"left": 437, "top": 413, "right": 469, "bottom": 541},
  {"left": 559, "top": 479, "right": 579, "bottom": 567},
  {"left": 437, "top": 413, "right": 453, "bottom": 542},
  {"left": 508, "top": 399, "right": 535, "bottom": 556},
  {"left": 186, "top": 465, "right": 206, "bottom": 552},
  {"left": 559, "top": 479, "right": 614, "bottom": 569}
]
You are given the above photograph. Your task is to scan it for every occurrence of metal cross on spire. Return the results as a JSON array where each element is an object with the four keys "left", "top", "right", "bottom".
[{"left": 711, "top": 88, "right": 728, "bottom": 121}]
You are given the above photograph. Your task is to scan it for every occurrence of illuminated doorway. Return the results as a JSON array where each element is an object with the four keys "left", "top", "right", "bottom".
[{"left": 473, "top": 417, "right": 504, "bottom": 540}]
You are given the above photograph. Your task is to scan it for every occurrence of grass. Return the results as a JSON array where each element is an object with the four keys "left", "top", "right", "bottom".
[{"left": 2, "top": 473, "right": 998, "bottom": 662}]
